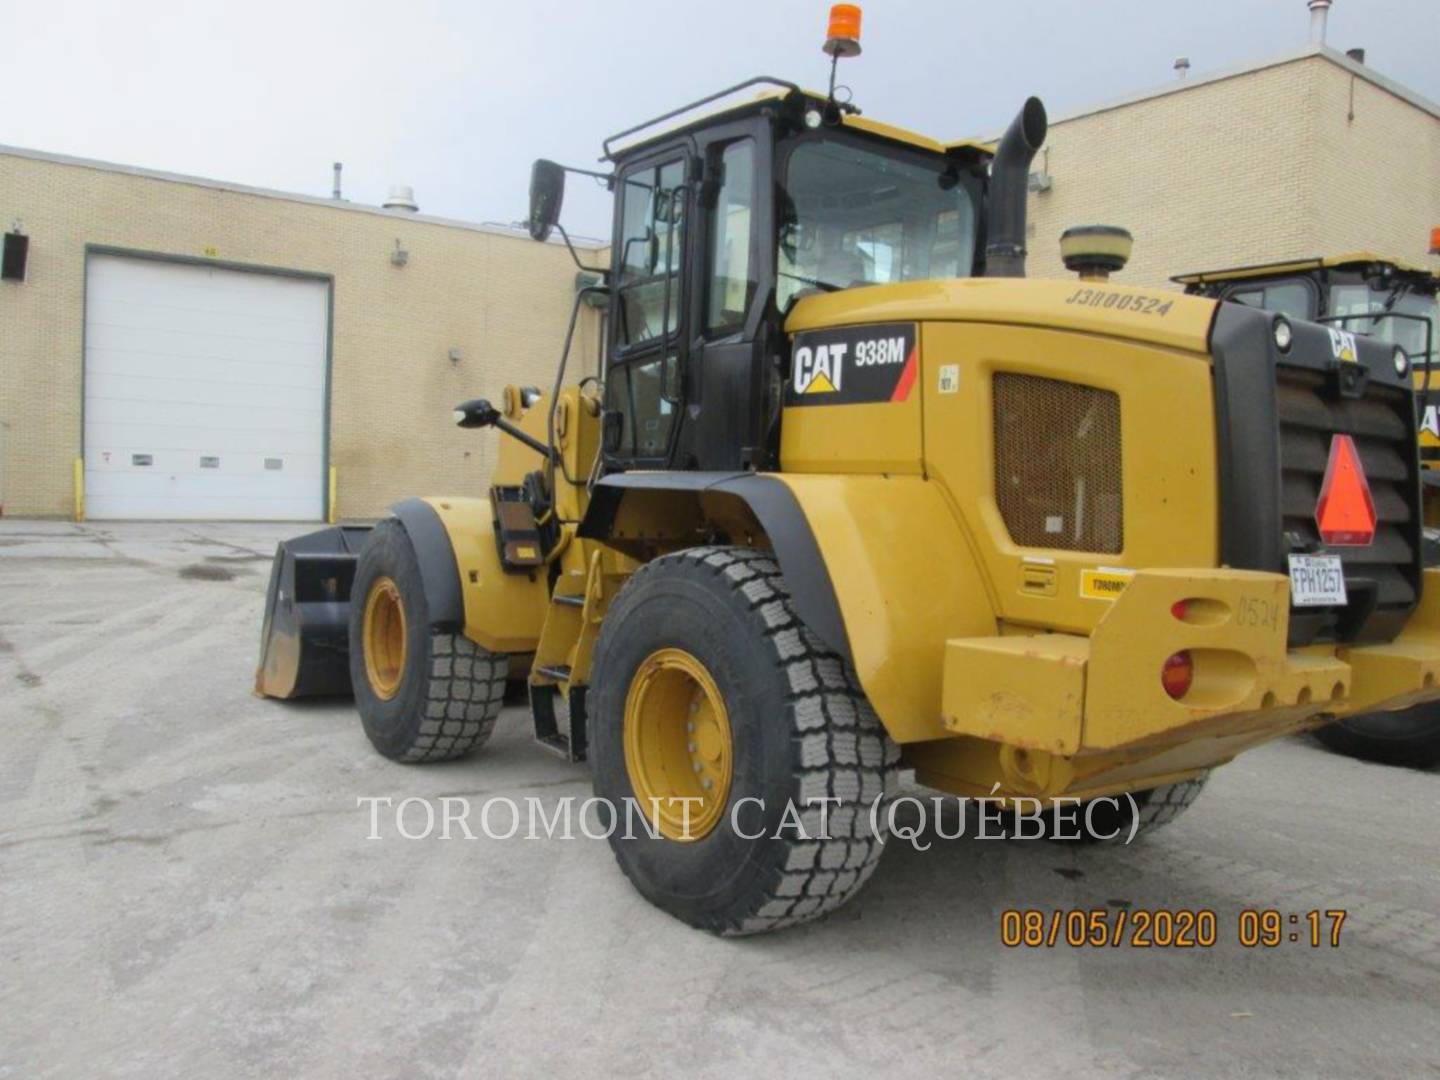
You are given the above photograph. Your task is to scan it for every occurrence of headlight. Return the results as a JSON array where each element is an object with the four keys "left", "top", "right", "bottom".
[
  {"left": 1273, "top": 317, "right": 1293, "bottom": 353},
  {"left": 1394, "top": 347, "right": 1409, "bottom": 377}
]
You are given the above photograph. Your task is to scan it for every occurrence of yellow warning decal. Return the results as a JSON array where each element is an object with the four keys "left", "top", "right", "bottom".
[
  {"left": 1080, "top": 567, "right": 1134, "bottom": 601},
  {"left": 516, "top": 544, "right": 538, "bottom": 560}
]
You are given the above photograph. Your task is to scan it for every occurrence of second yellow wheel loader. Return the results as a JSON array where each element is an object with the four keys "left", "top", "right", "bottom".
[
  {"left": 1176, "top": 250, "right": 1440, "bottom": 767},
  {"left": 257, "top": 66, "right": 1440, "bottom": 934}
]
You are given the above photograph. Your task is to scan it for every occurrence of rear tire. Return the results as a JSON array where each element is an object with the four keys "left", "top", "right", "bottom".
[
  {"left": 1044, "top": 773, "right": 1210, "bottom": 843},
  {"left": 349, "top": 519, "right": 508, "bottom": 763},
  {"left": 1314, "top": 706, "right": 1440, "bottom": 768},
  {"left": 589, "top": 546, "right": 900, "bottom": 936}
]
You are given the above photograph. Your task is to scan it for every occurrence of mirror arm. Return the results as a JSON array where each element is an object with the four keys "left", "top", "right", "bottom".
[
  {"left": 553, "top": 222, "right": 608, "bottom": 277},
  {"left": 546, "top": 285, "right": 611, "bottom": 495},
  {"left": 494, "top": 419, "right": 557, "bottom": 461}
]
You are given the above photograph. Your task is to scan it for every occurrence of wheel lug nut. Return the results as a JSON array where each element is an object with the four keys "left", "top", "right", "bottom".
[
  {"left": 702, "top": 778, "right": 713, "bottom": 790},
  {"left": 693, "top": 761, "right": 703, "bottom": 773},
  {"left": 686, "top": 721, "right": 695, "bottom": 733},
  {"left": 688, "top": 741, "right": 697, "bottom": 753}
]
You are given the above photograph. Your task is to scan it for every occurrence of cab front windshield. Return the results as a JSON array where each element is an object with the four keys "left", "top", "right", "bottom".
[
  {"left": 1330, "top": 283, "right": 1437, "bottom": 365},
  {"left": 776, "top": 136, "right": 979, "bottom": 310}
]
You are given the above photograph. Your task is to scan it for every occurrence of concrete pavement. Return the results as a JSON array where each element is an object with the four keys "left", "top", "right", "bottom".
[{"left": 2, "top": 520, "right": 1437, "bottom": 1079}]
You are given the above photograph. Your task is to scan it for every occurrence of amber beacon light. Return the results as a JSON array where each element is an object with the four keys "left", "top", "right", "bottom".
[{"left": 824, "top": 4, "right": 862, "bottom": 57}]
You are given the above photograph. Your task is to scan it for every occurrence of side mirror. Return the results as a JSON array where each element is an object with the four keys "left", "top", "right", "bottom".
[{"left": 528, "top": 160, "right": 566, "bottom": 242}]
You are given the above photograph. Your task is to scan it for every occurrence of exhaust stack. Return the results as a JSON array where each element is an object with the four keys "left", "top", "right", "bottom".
[
  {"left": 1308, "top": 0, "right": 1332, "bottom": 45},
  {"left": 984, "top": 97, "right": 1048, "bottom": 278}
]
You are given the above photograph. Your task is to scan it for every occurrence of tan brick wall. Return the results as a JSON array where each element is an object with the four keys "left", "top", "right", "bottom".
[
  {"left": 0, "top": 153, "right": 605, "bottom": 519},
  {"left": 1309, "top": 62, "right": 1440, "bottom": 264},
  {"left": 1024, "top": 55, "right": 1438, "bottom": 289}
]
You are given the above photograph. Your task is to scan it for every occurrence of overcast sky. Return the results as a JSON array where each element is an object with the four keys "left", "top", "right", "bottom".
[{"left": 2, "top": 0, "right": 1435, "bottom": 239}]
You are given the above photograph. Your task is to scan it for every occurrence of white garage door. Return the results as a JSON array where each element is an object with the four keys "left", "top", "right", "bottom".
[{"left": 83, "top": 255, "right": 329, "bottom": 520}]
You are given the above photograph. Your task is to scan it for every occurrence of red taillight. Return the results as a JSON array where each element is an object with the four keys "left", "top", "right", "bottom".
[
  {"left": 1170, "top": 600, "right": 1188, "bottom": 622},
  {"left": 1162, "top": 651, "right": 1194, "bottom": 700}
]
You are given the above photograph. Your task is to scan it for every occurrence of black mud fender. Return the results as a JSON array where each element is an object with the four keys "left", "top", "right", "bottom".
[
  {"left": 391, "top": 497, "right": 466, "bottom": 630},
  {"left": 579, "top": 472, "right": 853, "bottom": 666}
]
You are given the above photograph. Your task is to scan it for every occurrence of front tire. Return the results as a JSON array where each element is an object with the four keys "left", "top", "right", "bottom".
[
  {"left": 349, "top": 519, "right": 508, "bottom": 763},
  {"left": 589, "top": 547, "right": 900, "bottom": 935}
]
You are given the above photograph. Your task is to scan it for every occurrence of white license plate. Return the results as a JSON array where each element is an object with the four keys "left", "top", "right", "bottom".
[{"left": 1288, "top": 554, "right": 1347, "bottom": 607}]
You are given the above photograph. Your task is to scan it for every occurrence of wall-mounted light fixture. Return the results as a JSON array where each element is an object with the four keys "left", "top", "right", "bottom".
[
  {"left": 448, "top": 347, "right": 463, "bottom": 364},
  {"left": 1027, "top": 148, "right": 1053, "bottom": 194},
  {"left": 391, "top": 238, "right": 409, "bottom": 268},
  {"left": 2, "top": 221, "right": 28, "bottom": 283}
]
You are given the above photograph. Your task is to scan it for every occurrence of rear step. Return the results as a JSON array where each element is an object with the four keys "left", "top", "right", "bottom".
[
  {"left": 535, "top": 663, "right": 572, "bottom": 682},
  {"left": 552, "top": 594, "right": 585, "bottom": 608}
]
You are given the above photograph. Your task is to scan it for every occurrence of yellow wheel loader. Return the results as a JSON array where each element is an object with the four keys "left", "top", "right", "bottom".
[
  {"left": 256, "top": 56, "right": 1440, "bottom": 932},
  {"left": 1176, "top": 250, "right": 1440, "bottom": 767}
]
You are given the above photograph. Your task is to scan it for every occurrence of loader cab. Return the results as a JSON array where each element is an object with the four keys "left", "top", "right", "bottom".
[
  {"left": 544, "top": 80, "right": 992, "bottom": 475},
  {"left": 1175, "top": 254, "right": 1440, "bottom": 481},
  {"left": 1174, "top": 254, "right": 1439, "bottom": 370}
]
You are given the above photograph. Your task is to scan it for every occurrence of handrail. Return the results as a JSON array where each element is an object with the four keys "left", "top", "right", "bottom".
[{"left": 601, "top": 76, "right": 800, "bottom": 161}]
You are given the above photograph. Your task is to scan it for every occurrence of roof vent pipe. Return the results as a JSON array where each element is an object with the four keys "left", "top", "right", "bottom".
[
  {"left": 1308, "top": 0, "right": 1332, "bottom": 45},
  {"left": 984, "top": 97, "right": 1048, "bottom": 278},
  {"left": 332, "top": 162, "right": 343, "bottom": 201},
  {"left": 383, "top": 185, "right": 419, "bottom": 213},
  {"left": 1174, "top": 57, "right": 1191, "bottom": 80}
]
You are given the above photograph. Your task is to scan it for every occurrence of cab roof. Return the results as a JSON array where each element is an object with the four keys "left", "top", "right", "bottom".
[
  {"left": 1172, "top": 252, "right": 1439, "bottom": 287},
  {"left": 602, "top": 77, "right": 993, "bottom": 163}
]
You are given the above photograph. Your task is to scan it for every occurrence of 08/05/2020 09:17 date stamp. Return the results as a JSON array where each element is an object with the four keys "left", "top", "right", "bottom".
[{"left": 1000, "top": 908, "right": 1347, "bottom": 949}]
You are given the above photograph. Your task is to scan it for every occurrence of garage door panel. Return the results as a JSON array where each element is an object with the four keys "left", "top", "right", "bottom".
[
  {"left": 89, "top": 260, "right": 323, "bottom": 317},
  {"left": 84, "top": 365, "right": 324, "bottom": 403},
  {"left": 85, "top": 326, "right": 324, "bottom": 374},
  {"left": 85, "top": 417, "right": 323, "bottom": 456},
  {"left": 85, "top": 490, "right": 323, "bottom": 522},
  {"left": 84, "top": 352, "right": 324, "bottom": 393},
  {"left": 90, "top": 444, "right": 321, "bottom": 470},
  {"left": 86, "top": 309, "right": 323, "bottom": 352},
  {"left": 86, "top": 394, "right": 324, "bottom": 432},
  {"left": 84, "top": 255, "right": 328, "bottom": 520}
]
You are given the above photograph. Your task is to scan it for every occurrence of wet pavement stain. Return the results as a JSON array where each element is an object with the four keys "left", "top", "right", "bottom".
[{"left": 179, "top": 564, "right": 235, "bottom": 582}]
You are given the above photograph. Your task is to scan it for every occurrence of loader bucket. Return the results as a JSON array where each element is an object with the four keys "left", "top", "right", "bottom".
[{"left": 254, "top": 525, "right": 373, "bottom": 699}]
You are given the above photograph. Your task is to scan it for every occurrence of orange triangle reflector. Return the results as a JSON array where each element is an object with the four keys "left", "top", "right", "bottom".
[{"left": 1315, "top": 434, "right": 1376, "bottom": 546}]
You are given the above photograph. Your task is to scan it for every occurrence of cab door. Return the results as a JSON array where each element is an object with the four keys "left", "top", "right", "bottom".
[{"left": 605, "top": 149, "right": 692, "bottom": 468}]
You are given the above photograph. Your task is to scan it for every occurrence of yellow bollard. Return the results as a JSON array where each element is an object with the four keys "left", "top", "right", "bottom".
[{"left": 73, "top": 457, "right": 85, "bottom": 522}]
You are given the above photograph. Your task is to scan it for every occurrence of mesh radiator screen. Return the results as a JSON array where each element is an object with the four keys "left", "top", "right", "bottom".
[{"left": 993, "top": 373, "right": 1123, "bottom": 553}]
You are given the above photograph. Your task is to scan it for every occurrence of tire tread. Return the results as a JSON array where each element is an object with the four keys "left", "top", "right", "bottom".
[{"left": 605, "top": 546, "right": 899, "bottom": 936}]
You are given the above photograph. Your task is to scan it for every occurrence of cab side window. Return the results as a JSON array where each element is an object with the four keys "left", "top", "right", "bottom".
[
  {"left": 705, "top": 139, "right": 757, "bottom": 335},
  {"left": 616, "top": 159, "right": 686, "bottom": 347}
]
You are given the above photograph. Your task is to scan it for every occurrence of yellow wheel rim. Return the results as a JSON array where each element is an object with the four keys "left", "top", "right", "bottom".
[
  {"left": 362, "top": 576, "right": 407, "bottom": 700},
  {"left": 623, "top": 648, "right": 732, "bottom": 842}
]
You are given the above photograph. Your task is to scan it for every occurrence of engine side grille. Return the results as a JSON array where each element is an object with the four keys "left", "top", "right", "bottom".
[
  {"left": 993, "top": 373, "right": 1123, "bottom": 553},
  {"left": 1277, "top": 368, "right": 1420, "bottom": 645}
]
